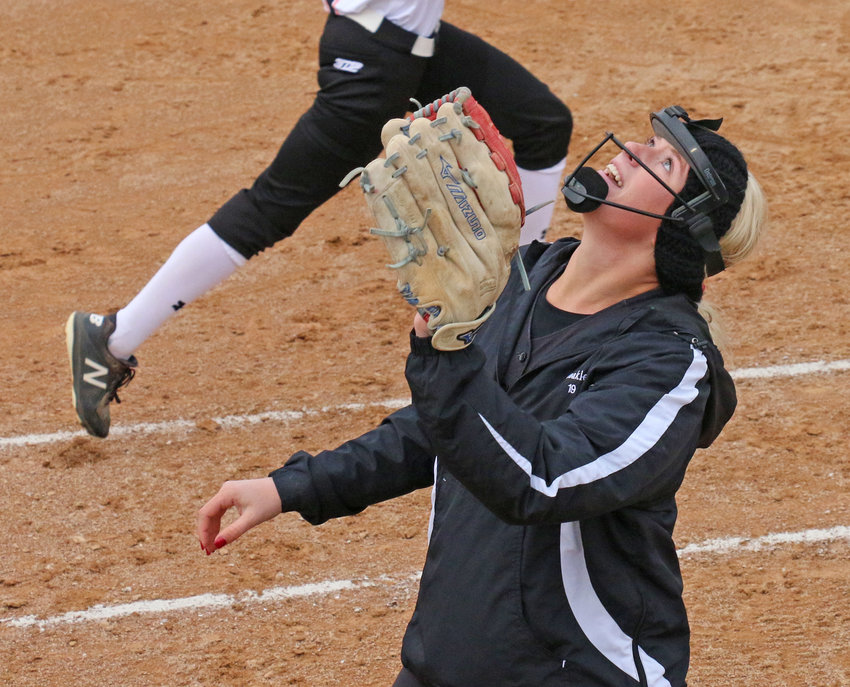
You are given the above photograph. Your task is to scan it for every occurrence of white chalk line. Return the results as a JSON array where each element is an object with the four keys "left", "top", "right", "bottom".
[
  {"left": 2, "top": 526, "right": 848, "bottom": 630},
  {"left": 3, "top": 357, "right": 849, "bottom": 451},
  {"left": 1, "top": 573, "right": 418, "bottom": 631},
  {"left": 0, "top": 398, "right": 410, "bottom": 450},
  {"left": 675, "top": 524, "right": 850, "bottom": 556},
  {"left": 729, "top": 357, "right": 850, "bottom": 380}
]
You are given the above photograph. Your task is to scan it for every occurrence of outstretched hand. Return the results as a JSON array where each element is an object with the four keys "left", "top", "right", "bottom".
[{"left": 196, "top": 477, "right": 282, "bottom": 554}]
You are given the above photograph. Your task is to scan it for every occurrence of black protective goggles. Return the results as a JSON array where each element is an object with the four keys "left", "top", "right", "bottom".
[{"left": 561, "top": 105, "right": 730, "bottom": 276}]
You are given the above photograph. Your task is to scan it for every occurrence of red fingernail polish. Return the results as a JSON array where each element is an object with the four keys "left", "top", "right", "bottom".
[{"left": 214, "top": 536, "right": 227, "bottom": 549}]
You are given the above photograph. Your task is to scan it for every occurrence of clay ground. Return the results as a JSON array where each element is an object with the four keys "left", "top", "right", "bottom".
[{"left": 1, "top": 0, "right": 849, "bottom": 685}]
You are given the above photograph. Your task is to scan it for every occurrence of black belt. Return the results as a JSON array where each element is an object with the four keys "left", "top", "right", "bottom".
[{"left": 333, "top": 9, "right": 437, "bottom": 57}]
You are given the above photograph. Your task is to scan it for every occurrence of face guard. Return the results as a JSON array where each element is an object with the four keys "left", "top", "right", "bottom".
[{"left": 561, "top": 105, "right": 730, "bottom": 275}]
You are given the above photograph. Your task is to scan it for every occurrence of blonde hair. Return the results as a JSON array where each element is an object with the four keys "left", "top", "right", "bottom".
[{"left": 698, "top": 172, "right": 768, "bottom": 352}]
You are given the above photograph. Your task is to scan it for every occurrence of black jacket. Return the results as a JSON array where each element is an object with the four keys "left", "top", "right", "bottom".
[{"left": 271, "top": 238, "right": 737, "bottom": 687}]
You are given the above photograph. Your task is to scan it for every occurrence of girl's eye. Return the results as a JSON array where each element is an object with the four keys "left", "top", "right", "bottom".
[
  {"left": 646, "top": 136, "right": 656, "bottom": 147},
  {"left": 662, "top": 158, "right": 672, "bottom": 172}
]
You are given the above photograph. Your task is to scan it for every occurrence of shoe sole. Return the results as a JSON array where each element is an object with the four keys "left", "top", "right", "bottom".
[{"left": 65, "top": 312, "right": 79, "bottom": 417}]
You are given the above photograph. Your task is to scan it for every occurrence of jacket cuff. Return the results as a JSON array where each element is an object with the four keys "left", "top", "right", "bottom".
[
  {"left": 409, "top": 329, "right": 439, "bottom": 356},
  {"left": 268, "top": 457, "right": 314, "bottom": 514}
]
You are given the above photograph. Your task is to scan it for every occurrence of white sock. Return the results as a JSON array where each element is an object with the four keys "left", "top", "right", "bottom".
[
  {"left": 108, "top": 223, "right": 247, "bottom": 359},
  {"left": 518, "top": 157, "right": 567, "bottom": 245}
]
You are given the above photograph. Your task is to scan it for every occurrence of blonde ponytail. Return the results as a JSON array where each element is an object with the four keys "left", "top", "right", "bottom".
[{"left": 699, "top": 172, "right": 768, "bottom": 351}]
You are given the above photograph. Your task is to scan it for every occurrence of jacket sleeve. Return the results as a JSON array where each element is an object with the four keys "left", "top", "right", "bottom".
[
  {"left": 405, "top": 332, "right": 716, "bottom": 525},
  {"left": 269, "top": 404, "right": 436, "bottom": 525}
]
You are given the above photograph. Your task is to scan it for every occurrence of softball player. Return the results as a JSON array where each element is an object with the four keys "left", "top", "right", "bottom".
[
  {"left": 65, "top": 0, "right": 572, "bottom": 438},
  {"left": 196, "top": 107, "right": 768, "bottom": 685}
]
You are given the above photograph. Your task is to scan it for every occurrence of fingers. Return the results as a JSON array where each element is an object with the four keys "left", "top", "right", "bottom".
[
  {"left": 196, "top": 485, "right": 230, "bottom": 554},
  {"left": 196, "top": 478, "right": 282, "bottom": 555},
  {"left": 413, "top": 312, "right": 431, "bottom": 338}
]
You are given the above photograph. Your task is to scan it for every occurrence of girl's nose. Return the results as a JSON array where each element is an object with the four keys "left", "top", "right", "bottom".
[{"left": 621, "top": 141, "right": 645, "bottom": 166}]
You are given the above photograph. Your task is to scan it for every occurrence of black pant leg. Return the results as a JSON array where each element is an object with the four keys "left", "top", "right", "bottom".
[
  {"left": 414, "top": 22, "right": 572, "bottom": 171},
  {"left": 391, "top": 667, "right": 430, "bottom": 687},
  {"left": 209, "top": 14, "right": 428, "bottom": 258}
]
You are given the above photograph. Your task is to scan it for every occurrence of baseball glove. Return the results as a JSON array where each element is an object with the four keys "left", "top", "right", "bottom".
[{"left": 354, "top": 87, "right": 526, "bottom": 351}]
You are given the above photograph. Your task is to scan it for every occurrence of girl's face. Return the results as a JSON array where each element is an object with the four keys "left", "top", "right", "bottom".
[{"left": 597, "top": 134, "right": 691, "bottom": 223}]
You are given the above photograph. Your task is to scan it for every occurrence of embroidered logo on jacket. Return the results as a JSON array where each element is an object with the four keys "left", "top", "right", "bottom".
[{"left": 565, "top": 369, "right": 588, "bottom": 395}]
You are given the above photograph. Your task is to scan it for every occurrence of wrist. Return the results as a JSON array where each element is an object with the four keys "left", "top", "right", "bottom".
[{"left": 409, "top": 329, "right": 439, "bottom": 355}]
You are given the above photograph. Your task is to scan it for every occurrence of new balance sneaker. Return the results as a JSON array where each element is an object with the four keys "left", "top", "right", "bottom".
[{"left": 65, "top": 311, "right": 138, "bottom": 438}]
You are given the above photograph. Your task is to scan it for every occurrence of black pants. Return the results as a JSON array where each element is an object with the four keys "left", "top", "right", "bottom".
[
  {"left": 209, "top": 13, "right": 572, "bottom": 258},
  {"left": 392, "top": 667, "right": 429, "bottom": 687}
]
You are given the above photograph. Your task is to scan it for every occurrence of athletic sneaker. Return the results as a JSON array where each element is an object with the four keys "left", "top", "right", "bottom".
[{"left": 65, "top": 311, "right": 138, "bottom": 438}]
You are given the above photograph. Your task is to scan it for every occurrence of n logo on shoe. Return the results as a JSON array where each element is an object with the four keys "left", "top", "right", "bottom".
[{"left": 83, "top": 357, "right": 109, "bottom": 389}]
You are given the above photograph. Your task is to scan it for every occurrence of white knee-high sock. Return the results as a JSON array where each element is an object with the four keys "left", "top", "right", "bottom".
[
  {"left": 108, "top": 223, "right": 247, "bottom": 359},
  {"left": 517, "top": 158, "right": 567, "bottom": 245}
]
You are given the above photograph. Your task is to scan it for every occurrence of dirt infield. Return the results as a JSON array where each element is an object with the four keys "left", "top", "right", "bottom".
[{"left": 1, "top": 0, "right": 849, "bottom": 685}]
